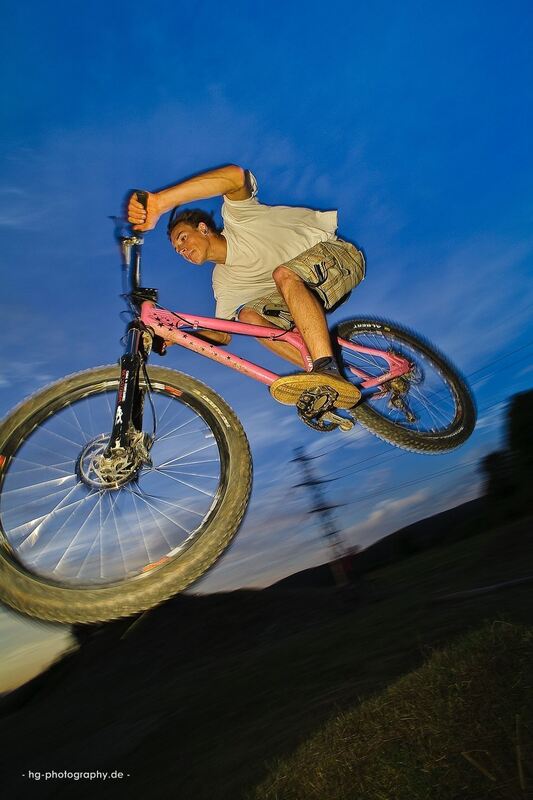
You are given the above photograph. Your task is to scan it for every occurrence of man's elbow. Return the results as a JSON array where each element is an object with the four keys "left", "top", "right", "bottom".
[
  {"left": 227, "top": 164, "right": 247, "bottom": 191},
  {"left": 223, "top": 165, "right": 251, "bottom": 199}
]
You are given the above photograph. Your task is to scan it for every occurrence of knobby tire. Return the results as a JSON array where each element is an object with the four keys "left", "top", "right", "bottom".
[{"left": 337, "top": 318, "right": 476, "bottom": 453}]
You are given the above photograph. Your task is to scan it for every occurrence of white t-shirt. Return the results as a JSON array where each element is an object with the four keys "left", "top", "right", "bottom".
[{"left": 212, "top": 173, "right": 338, "bottom": 319}]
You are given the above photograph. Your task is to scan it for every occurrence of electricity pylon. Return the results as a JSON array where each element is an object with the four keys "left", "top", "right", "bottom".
[{"left": 293, "top": 446, "right": 349, "bottom": 586}]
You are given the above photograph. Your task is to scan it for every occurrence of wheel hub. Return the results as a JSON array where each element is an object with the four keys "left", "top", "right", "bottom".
[{"left": 77, "top": 434, "right": 145, "bottom": 490}]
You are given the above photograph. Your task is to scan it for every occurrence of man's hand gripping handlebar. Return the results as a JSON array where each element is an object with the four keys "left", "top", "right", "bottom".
[{"left": 127, "top": 189, "right": 162, "bottom": 232}]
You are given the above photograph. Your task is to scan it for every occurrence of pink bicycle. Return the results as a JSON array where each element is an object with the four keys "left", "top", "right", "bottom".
[{"left": 0, "top": 222, "right": 475, "bottom": 623}]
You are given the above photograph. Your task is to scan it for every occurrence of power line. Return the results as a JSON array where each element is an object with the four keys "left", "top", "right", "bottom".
[
  {"left": 467, "top": 344, "right": 533, "bottom": 385},
  {"left": 317, "top": 394, "right": 506, "bottom": 494},
  {"left": 338, "top": 458, "right": 480, "bottom": 507},
  {"left": 329, "top": 447, "right": 404, "bottom": 478},
  {"left": 318, "top": 393, "right": 515, "bottom": 483}
]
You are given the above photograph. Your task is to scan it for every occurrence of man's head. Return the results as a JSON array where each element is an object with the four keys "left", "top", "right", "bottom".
[{"left": 167, "top": 208, "right": 222, "bottom": 265}]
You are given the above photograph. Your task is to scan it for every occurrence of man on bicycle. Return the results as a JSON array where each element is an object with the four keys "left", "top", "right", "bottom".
[{"left": 127, "top": 164, "right": 365, "bottom": 409}]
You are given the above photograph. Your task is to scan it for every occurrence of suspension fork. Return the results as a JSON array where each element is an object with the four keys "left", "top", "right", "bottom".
[{"left": 105, "top": 320, "right": 151, "bottom": 455}]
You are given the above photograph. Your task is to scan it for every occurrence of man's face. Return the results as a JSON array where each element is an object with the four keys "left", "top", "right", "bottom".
[{"left": 170, "top": 223, "right": 209, "bottom": 265}]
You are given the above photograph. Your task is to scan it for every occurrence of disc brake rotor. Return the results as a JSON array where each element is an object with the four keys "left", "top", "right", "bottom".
[{"left": 77, "top": 432, "right": 152, "bottom": 490}]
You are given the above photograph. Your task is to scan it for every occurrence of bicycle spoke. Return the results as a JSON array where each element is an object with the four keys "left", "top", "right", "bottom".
[
  {"left": 167, "top": 457, "right": 220, "bottom": 467},
  {"left": 131, "top": 487, "right": 177, "bottom": 553},
  {"left": 154, "top": 394, "right": 177, "bottom": 434},
  {"left": 108, "top": 493, "right": 129, "bottom": 579},
  {"left": 156, "top": 441, "right": 217, "bottom": 469},
  {"left": 155, "top": 415, "right": 199, "bottom": 442},
  {"left": 135, "top": 497, "right": 197, "bottom": 538},
  {"left": 5, "top": 478, "right": 82, "bottom": 528},
  {"left": 104, "top": 391, "right": 115, "bottom": 419},
  {"left": 160, "top": 469, "right": 219, "bottom": 479},
  {"left": 7, "top": 455, "right": 74, "bottom": 477},
  {"left": 132, "top": 483, "right": 207, "bottom": 519},
  {"left": 130, "top": 487, "right": 193, "bottom": 538},
  {"left": 48, "top": 493, "right": 101, "bottom": 573},
  {"left": 73, "top": 506, "right": 106, "bottom": 582},
  {"left": 19, "top": 482, "right": 92, "bottom": 552},
  {"left": 67, "top": 403, "right": 91, "bottom": 444},
  {"left": 21, "top": 438, "right": 79, "bottom": 463},
  {"left": 129, "top": 488, "right": 158, "bottom": 563},
  {"left": 152, "top": 468, "right": 217, "bottom": 498},
  {"left": 0, "top": 474, "right": 77, "bottom": 499},
  {"left": 35, "top": 424, "right": 86, "bottom": 450}
]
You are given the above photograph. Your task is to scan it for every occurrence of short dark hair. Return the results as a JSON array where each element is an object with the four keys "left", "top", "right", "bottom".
[{"left": 167, "top": 208, "right": 221, "bottom": 240}]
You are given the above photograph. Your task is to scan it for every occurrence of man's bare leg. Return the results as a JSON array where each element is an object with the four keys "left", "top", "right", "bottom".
[
  {"left": 272, "top": 266, "right": 333, "bottom": 361},
  {"left": 268, "top": 265, "right": 361, "bottom": 409},
  {"left": 237, "top": 307, "right": 304, "bottom": 368}
]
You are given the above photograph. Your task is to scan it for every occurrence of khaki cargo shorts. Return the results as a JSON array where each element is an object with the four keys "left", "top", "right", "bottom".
[{"left": 241, "top": 239, "right": 365, "bottom": 330}]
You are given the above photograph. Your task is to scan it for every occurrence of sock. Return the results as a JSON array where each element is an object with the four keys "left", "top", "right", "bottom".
[{"left": 312, "top": 356, "right": 341, "bottom": 374}]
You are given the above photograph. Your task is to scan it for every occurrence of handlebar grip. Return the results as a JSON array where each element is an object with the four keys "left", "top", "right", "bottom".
[{"left": 133, "top": 189, "right": 149, "bottom": 210}]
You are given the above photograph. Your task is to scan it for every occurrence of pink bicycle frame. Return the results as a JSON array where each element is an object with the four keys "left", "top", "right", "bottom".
[{"left": 141, "top": 302, "right": 410, "bottom": 391}]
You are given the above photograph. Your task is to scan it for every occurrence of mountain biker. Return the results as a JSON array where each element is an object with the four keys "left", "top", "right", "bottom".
[{"left": 127, "top": 164, "right": 365, "bottom": 409}]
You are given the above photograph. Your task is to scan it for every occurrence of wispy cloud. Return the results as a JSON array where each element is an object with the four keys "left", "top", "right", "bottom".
[
  {"left": 475, "top": 400, "right": 508, "bottom": 432},
  {"left": 394, "top": 237, "right": 533, "bottom": 366},
  {"left": 344, "top": 488, "right": 430, "bottom": 548},
  {"left": 0, "top": 186, "right": 50, "bottom": 228}
]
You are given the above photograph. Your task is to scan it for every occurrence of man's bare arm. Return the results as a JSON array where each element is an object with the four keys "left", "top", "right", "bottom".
[{"left": 128, "top": 165, "right": 250, "bottom": 231}]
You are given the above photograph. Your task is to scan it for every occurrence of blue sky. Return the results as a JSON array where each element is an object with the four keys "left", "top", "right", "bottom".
[{"left": 1, "top": 0, "right": 532, "bottom": 691}]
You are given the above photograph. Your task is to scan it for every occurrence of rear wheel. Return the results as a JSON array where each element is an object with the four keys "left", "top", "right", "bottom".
[
  {"left": 0, "top": 365, "right": 252, "bottom": 623},
  {"left": 337, "top": 318, "right": 476, "bottom": 453}
]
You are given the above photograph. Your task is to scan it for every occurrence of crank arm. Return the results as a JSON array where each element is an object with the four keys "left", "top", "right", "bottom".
[{"left": 321, "top": 411, "right": 355, "bottom": 431}]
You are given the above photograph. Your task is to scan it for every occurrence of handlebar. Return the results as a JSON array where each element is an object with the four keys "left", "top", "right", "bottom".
[{"left": 118, "top": 189, "right": 150, "bottom": 291}]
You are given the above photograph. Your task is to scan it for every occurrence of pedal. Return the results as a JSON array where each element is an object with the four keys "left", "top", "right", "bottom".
[
  {"left": 296, "top": 404, "right": 354, "bottom": 433},
  {"left": 296, "top": 387, "right": 338, "bottom": 418}
]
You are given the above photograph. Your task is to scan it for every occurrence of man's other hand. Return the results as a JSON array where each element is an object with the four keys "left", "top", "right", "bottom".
[{"left": 127, "top": 191, "right": 161, "bottom": 232}]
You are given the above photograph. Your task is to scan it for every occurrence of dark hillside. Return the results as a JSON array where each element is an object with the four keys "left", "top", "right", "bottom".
[{"left": 270, "top": 497, "right": 486, "bottom": 590}]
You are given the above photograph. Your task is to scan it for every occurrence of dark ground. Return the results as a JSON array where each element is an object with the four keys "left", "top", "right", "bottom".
[{"left": 1, "top": 512, "right": 532, "bottom": 799}]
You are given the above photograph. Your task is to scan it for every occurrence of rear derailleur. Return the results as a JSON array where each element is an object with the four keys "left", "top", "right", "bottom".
[{"left": 382, "top": 377, "right": 417, "bottom": 423}]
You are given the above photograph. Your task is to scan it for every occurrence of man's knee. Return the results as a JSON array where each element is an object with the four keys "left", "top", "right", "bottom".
[
  {"left": 238, "top": 306, "right": 263, "bottom": 324},
  {"left": 272, "top": 265, "right": 302, "bottom": 292}
]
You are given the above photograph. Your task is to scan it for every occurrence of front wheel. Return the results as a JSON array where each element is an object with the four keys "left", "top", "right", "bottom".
[
  {"left": 0, "top": 365, "right": 252, "bottom": 623},
  {"left": 337, "top": 318, "right": 476, "bottom": 453}
]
